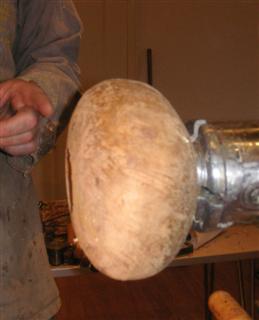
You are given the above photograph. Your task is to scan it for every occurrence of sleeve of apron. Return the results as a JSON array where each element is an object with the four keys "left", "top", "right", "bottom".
[{"left": 14, "top": 0, "right": 82, "bottom": 164}]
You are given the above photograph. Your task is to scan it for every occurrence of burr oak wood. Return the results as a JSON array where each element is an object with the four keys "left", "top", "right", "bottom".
[{"left": 66, "top": 79, "right": 198, "bottom": 280}]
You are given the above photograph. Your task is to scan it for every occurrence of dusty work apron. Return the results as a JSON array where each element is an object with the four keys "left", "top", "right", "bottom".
[{"left": 0, "top": 2, "right": 61, "bottom": 319}]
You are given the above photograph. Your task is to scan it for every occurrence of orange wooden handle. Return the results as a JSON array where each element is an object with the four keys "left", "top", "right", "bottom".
[{"left": 208, "top": 291, "right": 251, "bottom": 320}]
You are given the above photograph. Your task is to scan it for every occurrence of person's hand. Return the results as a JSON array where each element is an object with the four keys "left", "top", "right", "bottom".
[{"left": 0, "top": 79, "right": 54, "bottom": 156}]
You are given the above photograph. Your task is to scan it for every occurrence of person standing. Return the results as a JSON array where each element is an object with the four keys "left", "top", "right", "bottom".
[{"left": 0, "top": 1, "right": 81, "bottom": 319}]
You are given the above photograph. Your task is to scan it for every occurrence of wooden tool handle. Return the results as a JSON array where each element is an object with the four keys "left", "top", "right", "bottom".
[{"left": 208, "top": 291, "right": 251, "bottom": 320}]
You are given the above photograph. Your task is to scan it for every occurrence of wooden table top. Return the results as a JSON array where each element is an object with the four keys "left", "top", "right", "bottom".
[
  {"left": 52, "top": 223, "right": 259, "bottom": 277},
  {"left": 171, "top": 224, "right": 259, "bottom": 267}
]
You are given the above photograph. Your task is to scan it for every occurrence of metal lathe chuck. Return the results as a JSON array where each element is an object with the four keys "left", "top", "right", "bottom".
[{"left": 191, "top": 120, "right": 259, "bottom": 231}]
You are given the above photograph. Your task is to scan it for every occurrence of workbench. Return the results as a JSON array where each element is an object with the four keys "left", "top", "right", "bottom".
[
  {"left": 51, "top": 224, "right": 259, "bottom": 319},
  {"left": 172, "top": 224, "right": 259, "bottom": 267}
]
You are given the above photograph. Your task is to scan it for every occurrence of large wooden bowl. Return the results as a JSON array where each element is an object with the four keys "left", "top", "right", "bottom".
[{"left": 66, "top": 79, "right": 198, "bottom": 280}]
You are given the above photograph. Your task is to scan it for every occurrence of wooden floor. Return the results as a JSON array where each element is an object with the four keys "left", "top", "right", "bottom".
[{"left": 55, "top": 260, "right": 259, "bottom": 320}]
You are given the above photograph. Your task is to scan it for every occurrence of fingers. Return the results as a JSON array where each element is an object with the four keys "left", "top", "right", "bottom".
[
  {"left": 30, "top": 88, "right": 53, "bottom": 117},
  {"left": 10, "top": 93, "right": 26, "bottom": 110},
  {"left": 0, "top": 107, "right": 40, "bottom": 156},
  {"left": 0, "top": 128, "right": 38, "bottom": 147},
  {"left": 0, "top": 79, "right": 52, "bottom": 156},
  {"left": 0, "top": 79, "right": 54, "bottom": 117},
  {"left": 3, "top": 141, "right": 37, "bottom": 156},
  {"left": 0, "top": 107, "right": 39, "bottom": 137}
]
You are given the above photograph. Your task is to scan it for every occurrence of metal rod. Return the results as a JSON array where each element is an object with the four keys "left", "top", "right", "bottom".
[
  {"left": 204, "top": 263, "right": 214, "bottom": 320},
  {"left": 250, "top": 259, "right": 255, "bottom": 318},
  {"left": 237, "top": 261, "right": 246, "bottom": 310},
  {"left": 147, "top": 48, "right": 153, "bottom": 86}
]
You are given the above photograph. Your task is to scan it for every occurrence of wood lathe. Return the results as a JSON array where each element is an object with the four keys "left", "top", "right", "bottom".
[{"left": 65, "top": 79, "right": 259, "bottom": 281}]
